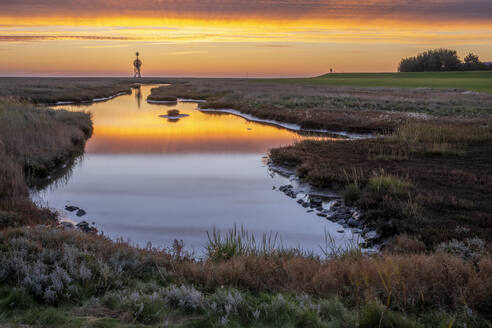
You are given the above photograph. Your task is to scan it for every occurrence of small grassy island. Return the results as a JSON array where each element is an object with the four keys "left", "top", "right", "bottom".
[
  {"left": 167, "top": 109, "right": 180, "bottom": 117},
  {"left": 0, "top": 75, "right": 491, "bottom": 327}
]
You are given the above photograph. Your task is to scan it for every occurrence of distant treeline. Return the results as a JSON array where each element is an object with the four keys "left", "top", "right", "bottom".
[{"left": 398, "top": 49, "right": 491, "bottom": 72}]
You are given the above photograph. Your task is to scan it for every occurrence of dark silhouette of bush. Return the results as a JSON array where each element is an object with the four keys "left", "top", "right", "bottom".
[
  {"left": 462, "top": 53, "right": 488, "bottom": 71},
  {"left": 398, "top": 49, "right": 488, "bottom": 72}
]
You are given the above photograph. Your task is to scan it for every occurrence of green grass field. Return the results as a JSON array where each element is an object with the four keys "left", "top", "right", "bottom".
[{"left": 269, "top": 71, "right": 492, "bottom": 93}]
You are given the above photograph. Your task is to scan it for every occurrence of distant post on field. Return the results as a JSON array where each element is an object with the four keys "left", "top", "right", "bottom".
[{"left": 133, "top": 52, "right": 142, "bottom": 78}]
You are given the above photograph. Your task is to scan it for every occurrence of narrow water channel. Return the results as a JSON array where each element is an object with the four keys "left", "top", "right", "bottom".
[{"left": 33, "top": 85, "right": 356, "bottom": 255}]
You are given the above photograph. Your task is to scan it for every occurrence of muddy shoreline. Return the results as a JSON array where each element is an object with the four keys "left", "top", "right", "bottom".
[{"left": 268, "top": 163, "right": 381, "bottom": 251}]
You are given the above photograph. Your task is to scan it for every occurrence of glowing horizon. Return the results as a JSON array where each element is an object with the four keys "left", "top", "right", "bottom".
[{"left": 1, "top": 0, "right": 491, "bottom": 77}]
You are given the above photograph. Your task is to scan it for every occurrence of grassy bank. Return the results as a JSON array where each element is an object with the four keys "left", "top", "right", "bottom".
[
  {"left": 268, "top": 71, "right": 492, "bottom": 94},
  {"left": 0, "top": 78, "right": 172, "bottom": 104},
  {"left": 0, "top": 227, "right": 490, "bottom": 327},
  {"left": 270, "top": 122, "right": 492, "bottom": 248},
  {"left": 148, "top": 78, "right": 492, "bottom": 137},
  {"left": 0, "top": 97, "right": 92, "bottom": 227}
]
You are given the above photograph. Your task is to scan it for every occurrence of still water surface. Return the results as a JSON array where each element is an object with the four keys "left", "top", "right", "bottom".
[{"left": 35, "top": 85, "right": 354, "bottom": 255}]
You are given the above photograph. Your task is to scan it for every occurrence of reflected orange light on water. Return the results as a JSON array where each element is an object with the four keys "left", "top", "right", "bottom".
[{"left": 61, "top": 86, "right": 332, "bottom": 154}]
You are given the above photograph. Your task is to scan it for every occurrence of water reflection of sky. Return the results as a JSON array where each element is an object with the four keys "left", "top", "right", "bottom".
[
  {"left": 60, "top": 85, "right": 331, "bottom": 154},
  {"left": 39, "top": 85, "right": 354, "bottom": 255}
]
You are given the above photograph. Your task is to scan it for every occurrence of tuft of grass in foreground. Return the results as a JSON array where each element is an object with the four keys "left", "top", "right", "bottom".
[{"left": 206, "top": 226, "right": 305, "bottom": 261}]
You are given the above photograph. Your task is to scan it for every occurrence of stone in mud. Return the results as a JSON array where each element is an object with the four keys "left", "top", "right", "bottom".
[
  {"left": 59, "top": 221, "right": 74, "bottom": 230},
  {"left": 309, "top": 197, "right": 323, "bottom": 207},
  {"left": 279, "top": 184, "right": 293, "bottom": 192},
  {"left": 76, "top": 221, "right": 90, "bottom": 232},
  {"left": 338, "top": 213, "right": 351, "bottom": 220},
  {"left": 297, "top": 199, "right": 304, "bottom": 204},
  {"left": 365, "top": 230, "right": 380, "bottom": 241},
  {"left": 347, "top": 218, "right": 361, "bottom": 228},
  {"left": 76, "top": 209, "right": 87, "bottom": 217},
  {"left": 302, "top": 202, "right": 309, "bottom": 208},
  {"left": 287, "top": 191, "right": 297, "bottom": 198},
  {"left": 307, "top": 209, "right": 314, "bottom": 213},
  {"left": 65, "top": 205, "right": 79, "bottom": 212},
  {"left": 326, "top": 213, "right": 337, "bottom": 221},
  {"left": 337, "top": 230, "right": 345, "bottom": 233},
  {"left": 317, "top": 213, "right": 327, "bottom": 218},
  {"left": 332, "top": 201, "right": 341, "bottom": 208},
  {"left": 76, "top": 221, "right": 97, "bottom": 234},
  {"left": 272, "top": 186, "right": 276, "bottom": 190},
  {"left": 342, "top": 208, "right": 352, "bottom": 215}
]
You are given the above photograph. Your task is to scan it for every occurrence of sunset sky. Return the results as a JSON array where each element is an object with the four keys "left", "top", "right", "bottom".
[{"left": 1, "top": 0, "right": 491, "bottom": 77}]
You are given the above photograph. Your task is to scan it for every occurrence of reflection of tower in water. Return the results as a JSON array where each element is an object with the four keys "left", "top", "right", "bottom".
[
  {"left": 133, "top": 52, "right": 142, "bottom": 78},
  {"left": 134, "top": 85, "right": 142, "bottom": 108}
]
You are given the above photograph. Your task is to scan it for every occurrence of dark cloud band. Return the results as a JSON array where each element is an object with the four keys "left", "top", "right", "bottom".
[{"left": 1, "top": 0, "right": 491, "bottom": 22}]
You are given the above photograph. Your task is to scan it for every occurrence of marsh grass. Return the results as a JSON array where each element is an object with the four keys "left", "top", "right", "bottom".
[
  {"left": 0, "top": 98, "right": 92, "bottom": 225},
  {"left": 0, "top": 78, "right": 144, "bottom": 104},
  {"left": 367, "top": 170, "right": 412, "bottom": 197},
  {"left": 370, "top": 122, "right": 492, "bottom": 160},
  {"left": 270, "top": 119, "right": 492, "bottom": 247},
  {"left": 147, "top": 84, "right": 216, "bottom": 102},
  {"left": 206, "top": 226, "right": 306, "bottom": 261},
  {"left": 149, "top": 78, "right": 492, "bottom": 130}
]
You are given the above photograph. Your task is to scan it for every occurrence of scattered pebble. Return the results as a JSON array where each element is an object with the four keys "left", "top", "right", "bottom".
[
  {"left": 65, "top": 205, "right": 79, "bottom": 212},
  {"left": 76, "top": 209, "right": 87, "bottom": 217}
]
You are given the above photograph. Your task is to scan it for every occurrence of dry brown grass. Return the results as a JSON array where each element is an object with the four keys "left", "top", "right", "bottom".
[
  {"left": 175, "top": 248, "right": 492, "bottom": 318},
  {"left": 0, "top": 98, "right": 92, "bottom": 226},
  {"left": 2, "top": 226, "right": 491, "bottom": 320},
  {"left": 0, "top": 77, "right": 175, "bottom": 104}
]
